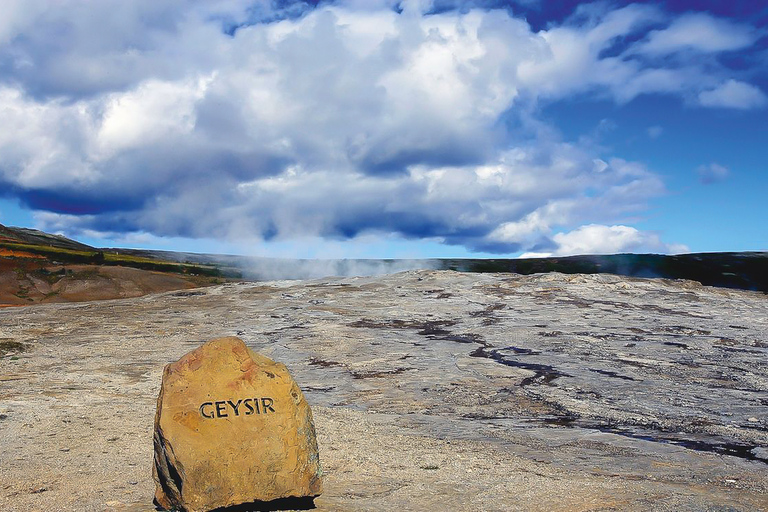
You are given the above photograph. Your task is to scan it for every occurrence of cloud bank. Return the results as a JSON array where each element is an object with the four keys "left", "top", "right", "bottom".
[{"left": 0, "top": 1, "right": 763, "bottom": 256}]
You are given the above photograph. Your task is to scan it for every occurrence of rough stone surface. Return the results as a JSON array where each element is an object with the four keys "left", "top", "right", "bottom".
[
  {"left": 153, "top": 336, "right": 321, "bottom": 511},
  {"left": 0, "top": 270, "right": 766, "bottom": 511}
]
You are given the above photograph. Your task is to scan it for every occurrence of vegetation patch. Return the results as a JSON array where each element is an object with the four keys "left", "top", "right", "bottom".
[
  {"left": 0, "top": 241, "right": 227, "bottom": 278},
  {"left": 13, "top": 286, "right": 30, "bottom": 299},
  {"left": 0, "top": 340, "right": 28, "bottom": 358},
  {"left": 32, "top": 267, "right": 70, "bottom": 284}
]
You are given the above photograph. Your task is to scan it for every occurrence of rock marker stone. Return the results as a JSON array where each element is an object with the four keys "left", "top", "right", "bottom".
[{"left": 153, "top": 336, "right": 322, "bottom": 511}]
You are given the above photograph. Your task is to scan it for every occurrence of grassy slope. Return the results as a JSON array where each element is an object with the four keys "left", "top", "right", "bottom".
[
  {"left": 0, "top": 224, "right": 236, "bottom": 306},
  {"left": 0, "top": 240, "right": 230, "bottom": 277}
]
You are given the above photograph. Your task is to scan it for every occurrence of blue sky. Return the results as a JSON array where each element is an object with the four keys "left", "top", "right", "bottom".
[{"left": 0, "top": 0, "right": 766, "bottom": 258}]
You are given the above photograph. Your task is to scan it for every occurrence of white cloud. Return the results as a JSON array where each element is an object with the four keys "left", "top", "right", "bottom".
[
  {"left": 510, "top": 5, "right": 763, "bottom": 106},
  {"left": 516, "top": 4, "right": 664, "bottom": 101},
  {"left": 521, "top": 224, "right": 688, "bottom": 257},
  {"left": 96, "top": 76, "right": 212, "bottom": 157},
  {"left": 697, "top": 163, "right": 730, "bottom": 184},
  {"left": 638, "top": 13, "right": 757, "bottom": 55},
  {"left": 698, "top": 80, "right": 767, "bottom": 109},
  {"left": 0, "top": 88, "right": 98, "bottom": 189},
  {"left": 0, "top": 2, "right": 759, "bottom": 255}
]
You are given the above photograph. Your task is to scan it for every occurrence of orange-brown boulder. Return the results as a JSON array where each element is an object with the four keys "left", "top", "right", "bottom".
[{"left": 153, "top": 336, "right": 322, "bottom": 512}]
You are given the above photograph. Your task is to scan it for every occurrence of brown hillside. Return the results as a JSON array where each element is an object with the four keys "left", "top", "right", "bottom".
[
  {"left": 0, "top": 224, "right": 229, "bottom": 306},
  {"left": 0, "top": 259, "right": 208, "bottom": 306}
]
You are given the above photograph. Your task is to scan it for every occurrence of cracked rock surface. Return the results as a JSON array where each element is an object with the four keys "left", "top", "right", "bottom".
[{"left": 1, "top": 270, "right": 767, "bottom": 511}]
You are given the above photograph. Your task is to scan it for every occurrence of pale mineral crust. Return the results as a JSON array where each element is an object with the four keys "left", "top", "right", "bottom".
[
  {"left": 153, "top": 336, "right": 322, "bottom": 512},
  {"left": 0, "top": 270, "right": 767, "bottom": 511}
]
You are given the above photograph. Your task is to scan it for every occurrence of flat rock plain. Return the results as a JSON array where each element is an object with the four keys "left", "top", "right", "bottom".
[{"left": 1, "top": 270, "right": 767, "bottom": 511}]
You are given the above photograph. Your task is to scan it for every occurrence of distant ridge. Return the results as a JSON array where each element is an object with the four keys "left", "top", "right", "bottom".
[
  {"left": 114, "top": 249, "right": 768, "bottom": 293},
  {"left": 0, "top": 223, "right": 227, "bottom": 306},
  {"left": 1, "top": 223, "right": 765, "bottom": 293},
  {"left": 0, "top": 223, "right": 230, "bottom": 280},
  {"left": 441, "top": 252, "right": 768, "bottom": 293},
  {"left": 0, "top": 223, "right": 95, "bottom": 252}
]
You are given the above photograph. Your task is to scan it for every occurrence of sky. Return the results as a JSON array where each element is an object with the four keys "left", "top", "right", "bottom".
[{"left": 0, "top": 0, "right": 766, "bottom": 259}]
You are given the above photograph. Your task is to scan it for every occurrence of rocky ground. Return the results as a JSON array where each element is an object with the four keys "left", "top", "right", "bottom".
[{"left": 0, "top": 270, "right": 767, "bottom": 511}]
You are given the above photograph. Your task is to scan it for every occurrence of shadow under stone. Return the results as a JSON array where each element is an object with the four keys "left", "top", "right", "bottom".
[
  {"left": 154, "top": 496, "right": 317, "bottom": 512},
  {"left": 210, "top": 497, "right": 317, "bottom": 511}
]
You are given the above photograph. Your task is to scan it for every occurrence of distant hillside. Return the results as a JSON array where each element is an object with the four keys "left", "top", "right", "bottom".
[
  {"left": 441, "top": 252, "right": 768, "bottom": 293},
  {"left": 2, "top": 224, "right": 766, "bottom": 298},
  {"left": 0, "top": 223, "right": 231, "bottom": 306},
  {"left": 0, "top": 224, "right": 95, "bottom": 252},
  {"left": 0, "top": 223, "right": 231, "bottom": 277},
  {"left": 128, "top": 250, "right": 768, "bottom": 293}
]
